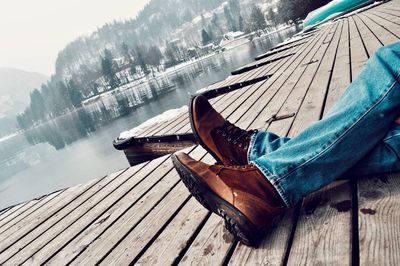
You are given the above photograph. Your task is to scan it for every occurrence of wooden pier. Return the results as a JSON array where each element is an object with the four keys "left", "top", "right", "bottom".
[{"left": 1, "top": 1, "right": 400, "bottom": 264}]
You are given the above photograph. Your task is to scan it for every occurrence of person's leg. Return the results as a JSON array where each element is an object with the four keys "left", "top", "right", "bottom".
[
  {"left": 248, "top": 42, "right": 400, "bottom": 207},
  {"left": 259, "top": 123, "right": 400, "bottom": 178},
  {"left": 344, "top": 123, "right": 400, "bottom": 178}
]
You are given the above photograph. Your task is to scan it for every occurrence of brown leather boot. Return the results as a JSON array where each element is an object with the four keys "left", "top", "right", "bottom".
[
  {"left": 172, "top": 152, "right": 286, "bottom": 246},
  {"left": 190, "top": 95, "right": 257, "bottom": 165}
]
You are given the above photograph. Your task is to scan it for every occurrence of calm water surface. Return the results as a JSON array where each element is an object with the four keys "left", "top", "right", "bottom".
[{"left": 0, "top": 27, "right": 299, "bottom": 209}]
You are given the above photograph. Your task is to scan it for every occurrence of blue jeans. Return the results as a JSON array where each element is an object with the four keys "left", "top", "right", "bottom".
[{"left": 248, "top": 42, "right": 400, "bottom": 207}]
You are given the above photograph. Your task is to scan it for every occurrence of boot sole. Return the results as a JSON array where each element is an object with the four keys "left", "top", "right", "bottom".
[
  {"left": 189, "top": 96, "right": 223, "bottom": 165},
  {"left": 172, "top": 154, "right": 262, "bottom": 246}
]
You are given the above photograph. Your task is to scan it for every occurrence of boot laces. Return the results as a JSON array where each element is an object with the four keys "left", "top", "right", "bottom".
[{"left": 217, "top": 122, "right": 257, "bottom": 150}]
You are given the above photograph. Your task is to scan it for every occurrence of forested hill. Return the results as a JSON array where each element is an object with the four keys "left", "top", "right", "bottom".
[
  {"left": 16, "top": 0, "right": 330, "bottom": 131},
  {"left": 55, "top": 0, "right": 275, "bottom": 79},
  {"left": 0, "top": 68, "right": 48, "bottom": 136}
]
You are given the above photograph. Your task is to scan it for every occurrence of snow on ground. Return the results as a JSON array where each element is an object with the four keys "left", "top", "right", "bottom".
[
  {"left": 118, "top": 105, "right": 188, "bottom": 139},
  {"left": 0, "top": 132, "right": 18, "bottom": 143}
]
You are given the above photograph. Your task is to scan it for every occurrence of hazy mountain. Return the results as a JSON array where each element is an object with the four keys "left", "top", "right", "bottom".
[
  {"left": 0, "top": 68, "right": 48, "bottom": 136},
  {"left": 0, "top": 68, "right": 48, "bottom": 116}
]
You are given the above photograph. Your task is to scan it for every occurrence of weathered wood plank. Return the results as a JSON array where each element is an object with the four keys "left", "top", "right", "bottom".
[
  {"left": 285, "top": 20, "right": 343, "bottom": 138},
  {"left": 323, "top": 19, "right": 351, "bottom": 114},
  {"left": 352, "top": 14, "right": 382, "bottom": 57},
  {"left": 0, "top": 200, "right": 41, "bottom": 230},
  {"left": 373, "top": 6, "right": 400, "bottom": 22},
  {"left": 287, "top": 11, "right": 377, "bottom": 264},
  {"left": 228, "top": 212, "right": 295, "bottom": 266},
  {"left": 12, "top": 157, "right": 174, "bottom": 265},
  {"left": 349, "top": 16, "right": 370, "bottom": 79},
  {"left": 288, "top": 182, "right": 353, "bottom": 266},
  {"left": 244, "top": 24, "right": 335, "bottom": 131},
  {"left": 266, "top": 21, "right": 337, "bottom": 136},
  {"left": 357, "top": 13, "right": 398, "bottom": 45},
  {"left": 80, "top": 182, "right": 190, "bottom": 265},
  {"left": 0, "top": 190, "right": 64, "bottom": 237},
  {"left": 358, "top": 174, "right": 400, "bottom": 265},
  {"left": 93, "top": 154, "right": 214, "bottom": 265},
  {"left": 134, "top": 198, "right": 209, "bottom": 265},
  {"left": 180, "top": 214, "right": 234, "bottom": 266},
  {"left": 0, "top": 163, "right": 150, "bottom": 263},
  {"left": 364, "top": 11, "right": 400, "bottom": 39},
  {"left": 44, "top": 146, "right": 202, "bottom": 264},
  {"left": 286, "top": 17, "right": 355, "bottom": 265}
]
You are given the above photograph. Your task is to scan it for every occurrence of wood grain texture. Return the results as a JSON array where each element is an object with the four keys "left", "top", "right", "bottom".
[
  {"left": 17, "top": 157, "right": 174, "bottom": 265},
  {"left": 135, "top": 198, "right": 209, "bottom": 265},
  {"left": 288, "top": 182, "right": 353, "bottom": 266},
  {"left": 358, "top": 174, "right": 400, "bottom": 265},
  {"left": 181, "top": 214, "right": 234, "bottom": 266}
]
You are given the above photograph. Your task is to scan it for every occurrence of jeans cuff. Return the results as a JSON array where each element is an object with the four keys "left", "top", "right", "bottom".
[
  {"left": 250, "top": 160, "right": 291, "bottom": 207},
  {"left": 247, "top": 131, "right": 258, "bottom": 163}
]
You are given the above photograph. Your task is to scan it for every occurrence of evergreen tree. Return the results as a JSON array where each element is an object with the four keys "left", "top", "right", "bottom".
[
  {"left": 266, "top": 8, "right": 278, "bottom": 27},
  {"left": 228, "top": 0, "right": 241, "bottom": 18},
  {"left": 211, "top": 12, "right": 221, "bottom": 33},
  {"left": 278, "top": 0, "right": 331, "bottom": 23},
  {"left": 146, "top": 46, "right": 163, "bottom": 71},
  {"left": 130, "top": 64, "right": 137, "bottom": 78},
  {"left": 165, "top": 44, "right": 178, "bottom": 66},
  {"left": 121, "top": 42, "right": 133, "bottom": 65},
  {"left": 207, "top": 25, "right": 215, "bottom": 40},
  {"left": 249, "top": 5, "right": 267, "bottom": 31},
  {"left": 133, "top": 45, "right": 150, "bottom": 75},
  {"left": 101, "top": 49, "right": 120, "bottom": 89},
  {"left": 238, "top": 15, "right": 245, "bottom": 32},
  {"left": 29, "top": 89, "right": 47, "bottom": 121},
  {"left": 224, "top": 6, "right": 237, "bottom": 32},
  {"left": 201, "top": 29, "right": 212, "bottom": 45},
  {"left": 201, "top": 13, "right": 207, "bottom": 28},
  {"left": 66, "top": 79, "right": 83, "bottom": 108}
]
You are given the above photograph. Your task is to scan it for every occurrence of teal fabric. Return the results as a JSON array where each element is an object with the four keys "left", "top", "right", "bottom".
[{"left": 303, "top": 0, "right": 373, "bottom": 29}]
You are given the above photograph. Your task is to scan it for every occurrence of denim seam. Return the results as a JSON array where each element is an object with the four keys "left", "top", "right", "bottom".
[
  {"left": 251, "top": 160, "right": 291, "bottom": 207},
  {"left": 383, "top": 133, "right": 400, "bottom": 141},
  {"left": 276, "top": 75, "right": 400, "bottom": 183}
]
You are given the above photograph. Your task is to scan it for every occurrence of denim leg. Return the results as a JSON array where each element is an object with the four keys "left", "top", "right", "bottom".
[
  {"left": 248, "top": 42, "right": 400, "bottom": 207},
  {"left": 246, "top": 131, "right": 290, "bottom": 162},
  {"left": 344, "top": 124, "right": 400, "bottom": 178},
  {"left": 254, "top": 124, "right": 400, "bottom": 179}
]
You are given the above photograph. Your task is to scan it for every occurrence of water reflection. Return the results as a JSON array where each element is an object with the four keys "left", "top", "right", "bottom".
[{"left": 0, "top": 27, "right": 300, "bottom": 209}]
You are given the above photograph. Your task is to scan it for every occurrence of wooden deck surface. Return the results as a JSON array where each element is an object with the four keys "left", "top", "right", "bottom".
[{"left": 2, "top": 1, "right": 400, "bottom": 264}]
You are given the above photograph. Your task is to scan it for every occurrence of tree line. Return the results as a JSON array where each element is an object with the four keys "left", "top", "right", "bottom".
[{"left": 17, "top": 0, "right": 330, "bottom": 131}]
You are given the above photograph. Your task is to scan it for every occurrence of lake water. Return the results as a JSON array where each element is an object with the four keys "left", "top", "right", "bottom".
[{"left": 0, "top": 27, "right": 299, "bottom": 209}]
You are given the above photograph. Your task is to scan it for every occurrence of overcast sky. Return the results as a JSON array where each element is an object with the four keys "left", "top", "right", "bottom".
[{"left": 0, "top": 0, "right": 151, "bottom": 75}]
